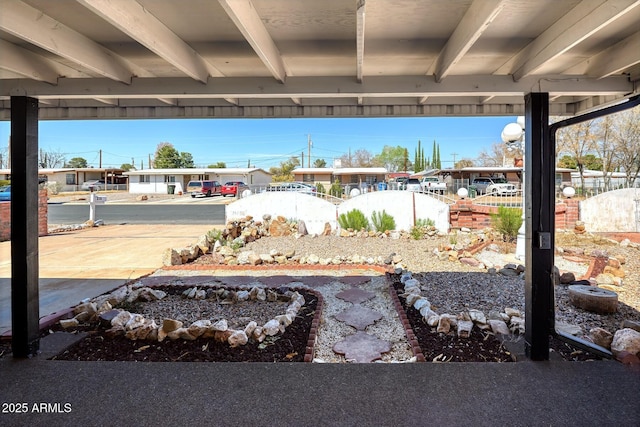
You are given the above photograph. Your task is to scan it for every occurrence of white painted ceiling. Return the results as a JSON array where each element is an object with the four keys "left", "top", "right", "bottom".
[{"left": 1, "top": 0, "right": 639, "bottom": 119}]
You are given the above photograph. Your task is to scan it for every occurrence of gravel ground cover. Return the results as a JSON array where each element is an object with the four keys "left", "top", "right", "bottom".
[{"left": 2, "top": 231, "right": 638, "bottom": 362}]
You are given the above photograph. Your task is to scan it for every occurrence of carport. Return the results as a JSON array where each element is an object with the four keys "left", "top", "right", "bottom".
[{"left": 2, "top": 0, "right": 639, "bottom": 361}]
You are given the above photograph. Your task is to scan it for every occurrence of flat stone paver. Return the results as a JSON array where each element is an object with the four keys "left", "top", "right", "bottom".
[
  {"left": 335, "top": 287, "right": 376, "bottom": 304},
  {"left": 334, "top": 306, "right": 383, "bottom": 330},
  {"left": 333, "top": 331, "right": 392, "bottom": 363}
]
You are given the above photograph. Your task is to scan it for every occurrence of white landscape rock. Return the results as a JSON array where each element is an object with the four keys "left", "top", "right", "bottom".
[
  {"left": 457, "top": 320, "right": 474, "bottom": 338},
  {"left": 469, "top": 309, "right": 486, "bottom": 324},
  {"left": 611, "top": 328, "right": 640, "bottom": 357},
  {"left": 228, "top": 330, "right": 249, "bottom": 347},
  {"left": 488, "top": 319, "right": 510, "bottom": 335},
  {"left": 111, "top": 311, "right": 132, "bottom": 328},
  {"left": 263, "top": 319, "right": 280, "bottom": 336}
]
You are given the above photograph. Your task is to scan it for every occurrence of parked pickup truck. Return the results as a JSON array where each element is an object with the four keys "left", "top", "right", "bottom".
[{"left": 420, "top": 177, "right": 447, "bottom": 194}]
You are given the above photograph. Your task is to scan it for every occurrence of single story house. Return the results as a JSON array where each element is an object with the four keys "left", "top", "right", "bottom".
[
  {"left": 0, "top": 167, "right": 126, "bottom": 191},
  {"left": 292, "top": 168, "right": 335, "bottom": 187},
  {"left": 125, "top": 168, "right": 271, "bottom": 194},
  {"left": 293, "top": 167, "right": 388, "bottom": 186},
  {"left": 441, "top": 166, "right": 574, "bottom": 193}
]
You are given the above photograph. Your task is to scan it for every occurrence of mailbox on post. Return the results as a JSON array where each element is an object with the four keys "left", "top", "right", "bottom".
[{"left": 89, "top": 193, "right": 107, "bottom": 221}]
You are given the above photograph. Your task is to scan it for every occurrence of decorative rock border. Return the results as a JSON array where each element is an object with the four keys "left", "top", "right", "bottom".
[
  {"left": 58, "top": 282, "right": 321, "bottom": 358},
  {"left": 388, "top": 269, "right": 526, "bottom": 349}
]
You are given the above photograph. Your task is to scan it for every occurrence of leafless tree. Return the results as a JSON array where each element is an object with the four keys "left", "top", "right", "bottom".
[
  {"left": 610, "top": 107, "right": 640, "bottom": 187},
  {"left": 555, "top": 119, "right": 597, "bottom": 193},
  {"left": 476, "top": 142, "right": 520, "bottom": 167},
  {"left": 454, "top": 159, "right": 474, "bottom": 168},
  {"left": 338, "top": 148, "right": 374, "bottom": 167},
  {"left": 38, "top": 148, "right": 66, "bottom": 168},
  {"left": 592, "top": 115, "right": 619, "bottom": 191}
]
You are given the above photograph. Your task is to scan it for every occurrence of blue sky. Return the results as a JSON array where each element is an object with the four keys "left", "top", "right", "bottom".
[{"left": 0, "top": 116, "right": 517, "bottom": 170}]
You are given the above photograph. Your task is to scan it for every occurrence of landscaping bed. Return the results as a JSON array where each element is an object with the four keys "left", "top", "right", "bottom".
[
  {"left": 49, "top": 286, "right": 320, "bottom": 362},
  {"left": 389, "top": 275, "right": 603, "bottom": 362}
]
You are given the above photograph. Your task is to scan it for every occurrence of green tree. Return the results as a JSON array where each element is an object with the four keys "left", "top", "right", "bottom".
[
  {"left": 313, "top": 158, "right": 327, "bottom": 168},
  {"left": 208, "top": 161, "right": 227, "bottom": 168},
  {"left": 120, "top": 163, "right": 134, "bottom": 171},
  {"left": 414, "top": 140, "right": 426, "bottom": 172},
  {"left": 66, "top": 157, "right": 88, "bottom": 168},
  {"left": 557, "top": 154, "right": 601, "bottom": 170},
  {"left": 269, "top": 156, "right": 300, "bottom": 181},
  {"left": 431, "top": 141, "right": 437, "bottom": 169},
  {"left": 373, "top": 145, "right": 409, "bottom": 172},
  {"left": 153, "top": 142, "right": 195, "bottom": 168},
  {"left": 180, "top": 152, "right": 194, "bottom": 168},
  {"left": 557, "top": 155, "right": 577, "bottom": 169}
]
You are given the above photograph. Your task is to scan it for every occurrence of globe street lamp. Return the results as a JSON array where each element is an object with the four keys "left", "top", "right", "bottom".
[{"left": 502, "top": 117, "right": 525, "bottom": 260}]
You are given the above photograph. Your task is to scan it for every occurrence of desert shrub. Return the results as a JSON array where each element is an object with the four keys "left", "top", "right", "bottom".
[
  {"left": 410, "top": 218, "right": 435, "bottom": 239},
  {"left": 491, "top": 206, "right": 523, "bottom": 241},
  {"left": 207, "top": 229, "right": 224, "bottom": 245},
  {"left": 410, "top": 226, "right": 423, "bottom": 240},
  {"left": 338, "top": 209, "right": 369, "bottom": 231},
  {"left": 315, "top": 182, "right": 326, "bottom": 194},
  {"left": 370, "top": 210, "right": 396, "bottom": 232},
  {"left": 329, "top": 180, "right": 343, "bottom": 197},
  {"left": 415, "top": 218, "right": 435, "bottom": 228}
]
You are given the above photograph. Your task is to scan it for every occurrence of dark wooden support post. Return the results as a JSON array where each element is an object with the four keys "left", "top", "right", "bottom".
[
  {"left": 524, "top": 92, "right": 553, "bottom": 361},
  {"left": 11, "top": 96, "right": 40, "bottom": 358}
]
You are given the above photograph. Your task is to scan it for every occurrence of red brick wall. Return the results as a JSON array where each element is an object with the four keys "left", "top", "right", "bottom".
[
  {"left": 0, "top": 189, "right": 48, "bottom": 241},
  {"left": 554, "top": 199, "right": 580, "bottom": 230},
  {"left": 449, "top": 198, "right": 580, "bottom": 231}
]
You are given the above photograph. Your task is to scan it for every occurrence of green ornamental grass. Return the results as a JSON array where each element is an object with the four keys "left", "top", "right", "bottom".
[{"left": 338, "top": 209, "right": 370, "bottom": 231}]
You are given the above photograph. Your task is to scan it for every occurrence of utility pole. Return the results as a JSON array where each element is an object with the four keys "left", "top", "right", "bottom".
[
  {"left": 99, "top": 149, "right": 102, "bottom": 168},
  {"left": 301, "top": 152, "right": 304, "bottom": 166},
  {"left": 148, "top": 154, "right": 152, "bottom": 169},
  {"left": 451, "top": 152, "right": 458, "bottom": 166},
  {"left": 308, "top": 134, "right": 312, "bottom": 168}
]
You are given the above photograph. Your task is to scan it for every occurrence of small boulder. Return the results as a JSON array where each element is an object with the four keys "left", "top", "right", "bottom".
[{"left": 611, "top": 328, "right": 640, "bottom": 358}]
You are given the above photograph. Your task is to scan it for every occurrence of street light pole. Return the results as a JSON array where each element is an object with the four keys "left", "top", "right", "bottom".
[{"left": 502, "top": 117, "right": 526, "bottom": 260}]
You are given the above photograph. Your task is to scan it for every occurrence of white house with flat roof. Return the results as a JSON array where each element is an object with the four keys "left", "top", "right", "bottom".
[{"left": 125, "top": 168, "right": 271, "bottom": 194}]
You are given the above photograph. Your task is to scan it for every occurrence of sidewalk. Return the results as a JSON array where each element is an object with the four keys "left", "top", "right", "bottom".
[{"left": 0, "top": 224, "right": 214, "bottom": 335}]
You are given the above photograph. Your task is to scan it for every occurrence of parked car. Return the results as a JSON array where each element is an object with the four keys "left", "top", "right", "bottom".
[
  {"left": 472, "top": 177, "right": 517, "bottom": 195},
  {"left": 403, "top": 178, "right": 422, "bottom": 192},
  {"left": 186, "top": 180, "right": 222, "bottom": 197},
  {"left": 81, "top": 180, "right": 106, "bottom": 191},
  {"left": 394, "top": 176, "right": 409, "bottom": 190},
  {"left": 0, "top": 185, "right": 10, "bottom": 201},
  {"left": 221, "top": 181, "right": 249, "bottom": 197}
]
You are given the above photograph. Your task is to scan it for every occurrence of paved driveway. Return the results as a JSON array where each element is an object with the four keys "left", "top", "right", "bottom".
[{"left": 0, "top": 224, "right": 215, "bottom": 335}]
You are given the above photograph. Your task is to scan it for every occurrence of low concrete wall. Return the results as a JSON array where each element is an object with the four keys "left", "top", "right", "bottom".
[
  {"left": 226, "top": 192, "right": 338, "bottom": 235},
  {"left": 338, "top": 191, "right": 450, "bottom": 233},
  {"left": 0, "top": 189, "right": 48, "bottom": 241},
  {"left": 226, "top": 191, "right": 450, "bottom": 234},
  {"left": 226, "top": 191, "right": 584, "bottom": 235},
  {"left": 580, "top": 188, "right": 640, "bottom": 232}
]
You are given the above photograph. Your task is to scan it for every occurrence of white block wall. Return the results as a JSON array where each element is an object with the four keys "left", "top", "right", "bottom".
[{"left": 580, "top": 188, "right": 640, "bottom": 232}]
